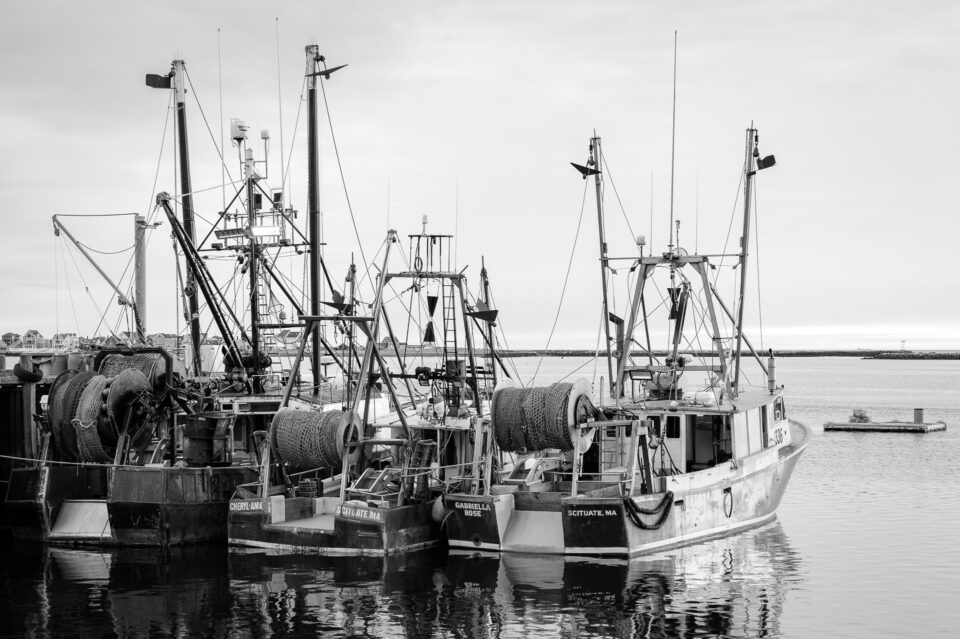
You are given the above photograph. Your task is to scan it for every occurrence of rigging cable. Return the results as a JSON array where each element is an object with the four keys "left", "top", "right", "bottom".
[
  {"left": 77, "top": 242, "right": 135, "bottom": 255},
  {"left": 713, "top": 162, "right": 746, "bottom": 289},
  {"left": 557, "top": 352, "right": 600, "bottom": 385},
  {"left": 53, "top": 213, "right": 139, "bottom": 218},
  {"left": 319, "top": 76, "right": 370, "bottom": 291},
  {"left": 184, "top": 67, "right": 236, "bottom": 188},
  {"left": 281, "top": 76, "right": 307, "bottom": 198},
  {"left": 600, "top": 148, "right": 638, "bottom": 242},
  {"left": 592, "top": 303, "right": 603, "bottom": 390},
  {"left": 486, "top": 285, "right": 524, "bottom": 384},
  {"left": 530, "top": 178, "right": 590, "bottom": 385},
  {"left": 61, "top": 237, "right": 115, "bottom": 340}
]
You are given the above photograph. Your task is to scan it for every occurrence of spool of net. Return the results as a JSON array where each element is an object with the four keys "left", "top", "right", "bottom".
[
  {"left": 106, "top": 368, "right": 152, "bottom": 446},
  {"left": 52, "top": 370, "right": 97, "bottom": 461},
  {"left": 98, "top": 353, "right": 163, "bottom": 391},
  {"left": 72, "top": 374, "right": 112, "bottom": 463},
  {"left": 491, "top": 378, "right": 596, "bottom": 453},
  {"left": 46, "top": 370, "right": 78, "bottom": 460},
  {"left": 272, "top": 408, "right": 361, "bottom": 472}
]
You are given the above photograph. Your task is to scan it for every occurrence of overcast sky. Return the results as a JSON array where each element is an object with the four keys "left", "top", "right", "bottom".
[{"left": 1, "top": 1, "right": 958, "bottom": 350}]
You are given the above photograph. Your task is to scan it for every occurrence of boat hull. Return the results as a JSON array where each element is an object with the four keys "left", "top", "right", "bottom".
[
  {"left": 4, "top": 464, "right": 257, "bottom": 546},
  {"left": 108, "top": 466, "right": 257, "bottom": 546},
  {"left": 445, "top": 422, "right": 809, "bottom": 556},
  {"left": 228, "top": 497, "right": 442, "bottom": 556}
]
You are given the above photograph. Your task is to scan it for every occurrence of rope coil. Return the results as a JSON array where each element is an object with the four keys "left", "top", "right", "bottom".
[
  {"left": 272, "top": 408, "right": 360, "bottom": 471},
  {"left": 491, "top": 379, "right": 596, "bottom": 453}
]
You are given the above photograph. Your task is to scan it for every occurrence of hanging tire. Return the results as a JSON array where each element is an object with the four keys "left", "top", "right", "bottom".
[{"left": 13, "top": 363, "right": 43, "bottom": 382}]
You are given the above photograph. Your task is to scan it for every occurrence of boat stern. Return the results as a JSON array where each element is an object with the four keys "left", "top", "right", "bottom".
[
  {"left": 562, "top": 497, "right": 629, "bottom": 555},
  {"left": 444, "top": 493, "right": 514, "bottom": 552}
]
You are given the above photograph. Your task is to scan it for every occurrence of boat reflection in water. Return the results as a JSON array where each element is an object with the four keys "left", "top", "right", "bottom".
[
  {"left": 3, "top": 521, "right": 799, "bottom": 637},
  {"left": 443, "top": 521, "right": 801, "bottom": 638},
  {"left": 226, "top": 521, "right": 800, "bottom": 637},
  {"left": 227, "top": 548, "right": 447, "bottom": 636},
  {"left": 4, "top": 543, "right": 232, "bottom": 637}
]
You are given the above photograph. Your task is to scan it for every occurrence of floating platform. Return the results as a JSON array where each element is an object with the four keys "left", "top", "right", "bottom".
[{"left": 824, "top": 421, "right": 946, "bottom": 433}]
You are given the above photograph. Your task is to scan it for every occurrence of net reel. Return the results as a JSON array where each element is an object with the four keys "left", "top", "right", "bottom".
[
  {"left": 271, "top": 408, "right": 362, "bottom": 472},
  {"left": 491, "top": 378, "right": 597, "bottom": 453}
]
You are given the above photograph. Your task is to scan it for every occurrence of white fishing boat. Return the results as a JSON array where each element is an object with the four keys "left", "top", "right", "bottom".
[{"left": 442, "top": 127, "right": 810, "bottom": 556}]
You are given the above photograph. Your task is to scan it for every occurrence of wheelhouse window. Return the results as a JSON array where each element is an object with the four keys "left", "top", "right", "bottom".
[
  {"left": 774, "top": 397, "right": 786, "bottom": 421},
  {"left": 761, "top": 404, "right": 770, "bottom": 448},
  {"left": 665, "top": 415, "right": 681, "bottom": 438},
  {"left": 686, "top": 414, "right": 732, "bottom": 470}
]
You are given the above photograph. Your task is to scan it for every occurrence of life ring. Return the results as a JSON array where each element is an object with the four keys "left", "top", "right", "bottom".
[{"left": 13, "top": 363, "right": 44, "bottom": 382}]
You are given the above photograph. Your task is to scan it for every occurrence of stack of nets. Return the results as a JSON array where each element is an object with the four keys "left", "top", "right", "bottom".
[
  {"left": 492, "top": 382, "right": 581, "bottom": 453},
  {"left": 273, "top": 408, "right": 356, "bottom": 471}
]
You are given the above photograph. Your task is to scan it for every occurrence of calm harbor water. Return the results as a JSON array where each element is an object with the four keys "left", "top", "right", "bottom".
[{"left": 2, "top": 356, "right": 958, "bottom": 638}]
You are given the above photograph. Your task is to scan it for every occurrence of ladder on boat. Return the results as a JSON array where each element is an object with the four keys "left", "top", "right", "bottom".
[
  {"left": 255, "top": 279, "right": 290, "bottom": 380},
  {"left": 441, "top": 280, "right": 462, "bottom": 412},
  {"left": 597, "top": 425, "right": 628, "bottom": 479},
  {"left": 403, "top": 439, "right": 437, "bottom": 503}
]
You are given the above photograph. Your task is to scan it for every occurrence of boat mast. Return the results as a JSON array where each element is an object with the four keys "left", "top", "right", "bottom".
[
  {"left": 304, "top": 47, "right": 347, "bottom": 393},
  {"left": 171, "top": 60, "right": 203, "bottom": 375},
  {"left": 480, "top": 257, "right": 497, "bottom": 387},
  {"left": 243, "top": 148, "right": 264, "bottom": 393},
  {"left": 733, "top": 127, "right": 756, "bottom": 394},
  {"left": 305, "top": 45, "right": 323, "bottom": 391},
  {"left": 590, "top": 137, "right": 616, "bottom": 397},
  {"left": 134, "top": 215, "right": 148, "bottom": 340}
]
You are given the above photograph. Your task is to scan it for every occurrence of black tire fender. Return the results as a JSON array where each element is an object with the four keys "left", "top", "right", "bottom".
[{"left": 13, "top": 363, "right": 44, "bottom": 382}]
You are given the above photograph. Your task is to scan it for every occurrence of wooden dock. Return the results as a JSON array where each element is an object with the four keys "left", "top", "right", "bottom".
[{"left": 824, "top": 421, "right": 947, "bottom": 433}]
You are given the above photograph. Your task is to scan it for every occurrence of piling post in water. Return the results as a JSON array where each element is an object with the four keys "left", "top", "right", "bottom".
[{"left": 18, "top": 354, "right": 38, "bottom": 459}]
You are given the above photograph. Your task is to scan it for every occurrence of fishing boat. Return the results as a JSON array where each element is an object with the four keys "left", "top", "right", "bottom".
[
  {"left": 3, "top": 46, "right": 358, "bottom": 546},
  {"left": 441, "top": 128, "right": 810, "bottom": 556},
  {"left": 228, "top": 226, "right": 508, "bottom": 555}
]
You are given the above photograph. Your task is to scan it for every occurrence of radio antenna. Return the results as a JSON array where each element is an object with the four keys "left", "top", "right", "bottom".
[{"left": 668, "top": 30, "right": 678, "bottom": 254}]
